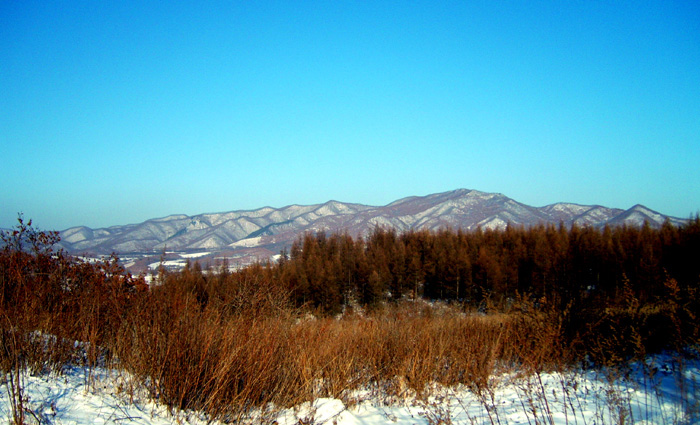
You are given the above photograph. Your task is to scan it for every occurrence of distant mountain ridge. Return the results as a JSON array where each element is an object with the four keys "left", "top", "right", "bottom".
[{"left": 58, "top": 189, "right": 687, "bottom": 269}]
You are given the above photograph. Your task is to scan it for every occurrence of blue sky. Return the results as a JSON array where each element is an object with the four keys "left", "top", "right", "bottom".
[{"left": 2, "top": 1, "right": 699, "bottom": 230}]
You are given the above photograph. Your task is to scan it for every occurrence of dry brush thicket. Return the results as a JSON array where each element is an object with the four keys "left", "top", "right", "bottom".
[{"left": 1, "top": 215, "right": 699, "bottom": 422}]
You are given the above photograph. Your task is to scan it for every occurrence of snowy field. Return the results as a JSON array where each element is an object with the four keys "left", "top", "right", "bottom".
[{"left": 2, "top": 356, "right": 698, "bottom": 425}]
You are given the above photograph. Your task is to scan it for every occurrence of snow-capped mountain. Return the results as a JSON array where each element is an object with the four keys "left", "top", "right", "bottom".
[{"left": 57, "top": 189, "right": 687, "bottom": 270}]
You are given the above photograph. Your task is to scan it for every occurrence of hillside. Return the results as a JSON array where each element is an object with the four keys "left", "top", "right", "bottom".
[{"left": 57, "top": 189, "right": 687, "bottom": 271}]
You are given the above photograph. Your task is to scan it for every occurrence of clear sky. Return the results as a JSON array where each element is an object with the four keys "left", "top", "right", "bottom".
[{"left": 2, "top": 1, "right": 699, "bottom": 231}]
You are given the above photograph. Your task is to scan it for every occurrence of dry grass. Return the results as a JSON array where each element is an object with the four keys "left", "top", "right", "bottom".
[
  {"left": 103, "top": 293, "right": 566, "bottom": 421},
  {"left": 2, "top": 218, "right": 698, "bottom": 423}
]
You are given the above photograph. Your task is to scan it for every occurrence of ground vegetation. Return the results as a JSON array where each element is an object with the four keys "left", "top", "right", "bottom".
[{"left": 1, "top": 215, "right": 699, "bottom": 423}]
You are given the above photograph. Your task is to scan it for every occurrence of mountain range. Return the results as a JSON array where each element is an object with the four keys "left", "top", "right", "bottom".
[{"left": 55, "top": 189, "right": 687, "bottom": 272}]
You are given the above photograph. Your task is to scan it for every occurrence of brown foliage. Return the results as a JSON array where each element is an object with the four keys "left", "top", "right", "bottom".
[{"left": 2, "top": 215, "right": 699, "bottom": 422}]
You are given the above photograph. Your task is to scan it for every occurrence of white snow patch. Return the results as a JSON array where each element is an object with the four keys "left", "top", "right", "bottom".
[
  {"left": 62, "top": 232, "right": 88, "bottom": 243},
  {"left": 2, "top": 356, "right": 697, "bottom": 425},
  {"left": 230, "top": 236, "right": 262, "bottom": 248},
  {"left": 180, "top": 252, "right": 210, "bottom": 259},
  {"left": 478, "top": 217, "right": 509, "bottom": 230},
  {"left": 273, "top": 356, "right": 700, "bottom": 425},
  {"left": 0, "top": 367, "right": 211, "bottom": 425},
  {"left": 192, "top": 237, "right": 224, "bottom": 249},
  {"left": 147, "top": 259, "right": 186, "bottom": 270}
]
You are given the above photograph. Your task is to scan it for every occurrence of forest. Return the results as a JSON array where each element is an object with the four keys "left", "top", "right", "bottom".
[
  {"left": 274, "top": 220, "right": 700, "bottom": 312},
  {"left": 1, "top": 216, "right": 699, "bottom": 422}
]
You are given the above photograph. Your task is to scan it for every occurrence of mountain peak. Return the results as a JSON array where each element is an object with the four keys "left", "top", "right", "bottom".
[{"left": 57, "top": 190, "right": 687, "bottom": 271}]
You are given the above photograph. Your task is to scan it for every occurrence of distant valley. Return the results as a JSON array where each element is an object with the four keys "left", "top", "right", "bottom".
[{"left": 56, "top": 189, "right": 687, "bottom": 273}]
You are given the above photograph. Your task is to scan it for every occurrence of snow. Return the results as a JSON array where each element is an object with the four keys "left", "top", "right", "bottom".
[
  {"left": 548, "top": 203, "right": 593, "bottom": 215},
  {"left": 3, "top": 355, "right": 698, "bottom": 425},
  {"left": 179, "top": 252, "right": 210, "bottom": 259},
  {"left": 230, "top": 236, "right": 262, "bottom": 248},
  {"left": 0, "top": 367, "right": 211, "bottom": 425},
  {"left": 275, "top": 358, "right": 700, "bottom": 425},
  {"left": 190, "top": 236, "right": 226, "bottom": 249},
  {"left": 478, "top": 216, "right": 509, "bottom": 230},
  {"left": 147, "top": 259, "right": 187, "bottom": 269},
  {"left": 62, "top": 230, "right": 90, "bottom": 243}
]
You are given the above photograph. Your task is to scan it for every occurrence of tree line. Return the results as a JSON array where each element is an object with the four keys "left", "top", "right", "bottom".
[
  {"left": 2, "top": 214, "right": 699, "bottom": 418},
  {"left": 268, "top": 219, "right": 700, "bottom": 314}
]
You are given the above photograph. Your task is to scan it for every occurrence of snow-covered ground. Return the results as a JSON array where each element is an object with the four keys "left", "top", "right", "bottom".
[
  {"left": 178, "top": 252, "right": 211, "bottom": 259},
  {"left": 2, "top": 356, "right": 698, "bottom": 424},
  {"left": 1, "top": 367, "right": 210, "bottom": 425}
]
